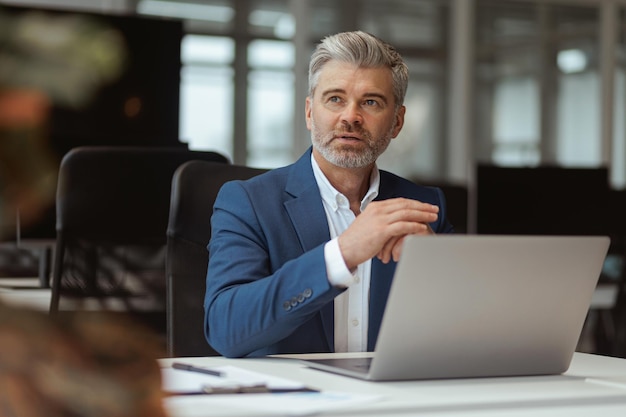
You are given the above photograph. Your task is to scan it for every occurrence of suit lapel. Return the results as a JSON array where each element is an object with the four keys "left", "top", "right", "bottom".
[
  {"left": 284, "top": 152, "right": 330, "bottom": 252},
  {"left": 283, "top": 149, "right": 335, "bottom": 351}
]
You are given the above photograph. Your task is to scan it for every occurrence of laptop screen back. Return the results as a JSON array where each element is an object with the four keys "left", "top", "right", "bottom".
[{"left": 364, "top": 235, "right": 609, "bottom": 381}]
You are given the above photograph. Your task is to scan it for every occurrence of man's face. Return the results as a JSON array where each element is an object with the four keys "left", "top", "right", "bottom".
[{"left": 306, "top": 60, "right": 405, "bottom": 169}]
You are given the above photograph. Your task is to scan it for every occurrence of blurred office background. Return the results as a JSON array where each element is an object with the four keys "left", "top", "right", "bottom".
[
  {"left": 1, "top": 0, "right": 623, "bottom": 227},
  {"left": 2, "top": 0, "right": 626, "bottom": 355}
]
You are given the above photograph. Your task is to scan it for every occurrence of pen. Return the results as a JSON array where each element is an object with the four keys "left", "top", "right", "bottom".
[
  {"left": 201, "top": 385, "right": 319, "bottom": 394},
  {"left": 172, "top": 362, "right": 223, "bottom": 377}
]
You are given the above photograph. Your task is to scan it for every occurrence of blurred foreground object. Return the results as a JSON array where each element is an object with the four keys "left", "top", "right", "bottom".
[
  {"left": 0, "top": 7, "right": 126, "bottom": 108},
  {"left": 0, "top": 6, "right": 126, "bottom": 240},
  {"left": 0, "top": 302, "right": 167, "bottom": 417},
  {"left": 0, "top": 88, "right": 56, "bottom": 239}
]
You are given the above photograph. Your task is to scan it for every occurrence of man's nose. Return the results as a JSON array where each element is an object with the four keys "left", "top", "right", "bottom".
[{"left": 341, "top": 102, "right": 363, "bottom": 126}]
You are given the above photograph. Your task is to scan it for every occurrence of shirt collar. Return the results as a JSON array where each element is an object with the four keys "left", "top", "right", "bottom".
[{"left": 311, "top": 153, "right": 380, "bottom": 213}]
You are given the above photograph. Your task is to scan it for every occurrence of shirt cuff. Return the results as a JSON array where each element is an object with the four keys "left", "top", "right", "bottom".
[{"left": 324, "top": 238, "right": 356, "bottom": 288}]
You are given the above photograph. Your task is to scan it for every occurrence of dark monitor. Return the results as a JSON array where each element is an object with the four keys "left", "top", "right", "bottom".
[{"left": 476, "top": 165, "right": 610, "bottom": 236}]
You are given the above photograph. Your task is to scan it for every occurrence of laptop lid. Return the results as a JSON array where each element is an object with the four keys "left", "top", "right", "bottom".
[{"left": 305, "top": 235, "right": 610, "bottom": 381}]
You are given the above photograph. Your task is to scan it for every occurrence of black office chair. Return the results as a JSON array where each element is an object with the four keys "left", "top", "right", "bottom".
[
  {"left": 166, "top": 160, "right": 267, "bottom": 357},
  {"left": 50, "top": 147, "right": 229, "bottom": 330}
]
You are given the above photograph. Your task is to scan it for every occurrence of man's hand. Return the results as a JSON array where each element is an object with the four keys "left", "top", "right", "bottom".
[{"left": 337, "top": 198, "right": 438, "bottom": 270}]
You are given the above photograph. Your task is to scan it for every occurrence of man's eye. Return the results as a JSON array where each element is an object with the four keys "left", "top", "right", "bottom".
[
  {"left": 329, "top": 96, "right": 342, "bottom": 103},
  {"left": 364, "top": 99, "right": 378, "bottom": 106}
]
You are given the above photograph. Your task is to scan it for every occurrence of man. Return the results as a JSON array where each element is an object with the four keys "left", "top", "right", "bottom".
[{"left": 205, "top": 31, "right": 454, "bottom": 358}]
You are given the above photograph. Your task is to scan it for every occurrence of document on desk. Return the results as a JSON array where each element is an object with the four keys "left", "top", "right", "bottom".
[
  {"left": 162, "top": 364, "right": 308, "bottom": 394},
  {"left": 162, "top": 364, "right": 383, "bottom": 416},
  {"left": 164, "top": 391, "right": 384, "bottom": 417}
]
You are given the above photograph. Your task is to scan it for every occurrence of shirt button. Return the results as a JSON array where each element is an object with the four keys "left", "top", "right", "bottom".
[
  {"left": 290, "top": 297, "right": 298, "bottom": 307},
  {"left": 302, "top": 288, "right": 313, "bottom": 298},
  {"left": 354, "top": 276, "right": 361, "bottom": 284},
  {"left": 351, "top": 319, "right": 359, "bottom": 327},
  {"left": 297, "top": 293, "right": 305, "bottom": 303}
]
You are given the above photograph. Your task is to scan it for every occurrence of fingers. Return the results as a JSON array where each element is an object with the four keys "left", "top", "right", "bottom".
[
  {"left": 372, "top": 199, "right": 438, "bottom": 264},
  {"left": 377, "top": 223, "right": 434, "bottom": 264},
  {"left": 378, "top": 235, "right": 403, "bottom": 264},
  {"left": 371, "top": 198, "right": 439, "bottom": 224},
  {"left": 339, "top": 198, "right": 439, "bottom": 268}
]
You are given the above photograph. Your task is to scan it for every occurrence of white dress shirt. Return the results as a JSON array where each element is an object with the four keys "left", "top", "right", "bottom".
[{"left": 311, "top": 155, "right": 380, "bottom": 352}]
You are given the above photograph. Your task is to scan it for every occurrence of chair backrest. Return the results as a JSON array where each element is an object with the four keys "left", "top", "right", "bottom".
[
  {"left": 166, "top": 160, "right": 267, "bottom": 357},
  {"left": 55, "top": 146, "right": 229, "bottom": 242},
  {"left": 50, "top": 146, "right": 229, "bottom": 314}
]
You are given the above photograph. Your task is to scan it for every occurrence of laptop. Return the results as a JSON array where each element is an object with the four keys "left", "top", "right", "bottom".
[{"left": 304, "top": 235, "right": 610, "bottom": 381}]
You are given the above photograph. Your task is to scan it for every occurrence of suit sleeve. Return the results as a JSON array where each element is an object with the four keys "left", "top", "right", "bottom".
[{"left": 204, "top": 181, "right": 341, "bottom": 358}]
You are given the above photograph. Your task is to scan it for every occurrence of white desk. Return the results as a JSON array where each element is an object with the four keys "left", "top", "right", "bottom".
[{"left": 161, "top": 352, "right": 626, "bottom": 417}]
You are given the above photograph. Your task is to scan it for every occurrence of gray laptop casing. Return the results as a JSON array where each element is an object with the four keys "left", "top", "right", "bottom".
[{"left": 306, "top": 235, "right": 610, "bottom": 381}]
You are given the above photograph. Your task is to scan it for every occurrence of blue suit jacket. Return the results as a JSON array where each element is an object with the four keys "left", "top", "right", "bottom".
[{"left": 204, "top": 149, "right": 454, "bottom": 357}]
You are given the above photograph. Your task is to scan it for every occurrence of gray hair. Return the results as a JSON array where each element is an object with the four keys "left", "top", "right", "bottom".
[{"left": 308, "top": 31, "right": 409, "bottom": 109}]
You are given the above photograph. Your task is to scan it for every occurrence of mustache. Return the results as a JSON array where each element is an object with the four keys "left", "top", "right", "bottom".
[{"left": 332, "top": 124, "right": 371, "bottom": 141}]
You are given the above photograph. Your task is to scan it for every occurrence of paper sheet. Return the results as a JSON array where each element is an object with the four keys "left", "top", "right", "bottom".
[
  {"left": 164, "top": 391, "right": 384, "bottom": 417},
  {"left": 162, "top": 364, "right": 307, "bottom": 394}
]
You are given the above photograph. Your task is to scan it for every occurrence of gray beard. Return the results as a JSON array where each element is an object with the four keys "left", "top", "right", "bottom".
[{"left": 310, "top": 120, "right": 394, "bottom": 169}]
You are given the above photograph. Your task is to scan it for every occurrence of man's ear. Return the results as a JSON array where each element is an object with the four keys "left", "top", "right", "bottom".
[{"left": 391, "top": 105, "right": 406, "bottom": 138}]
